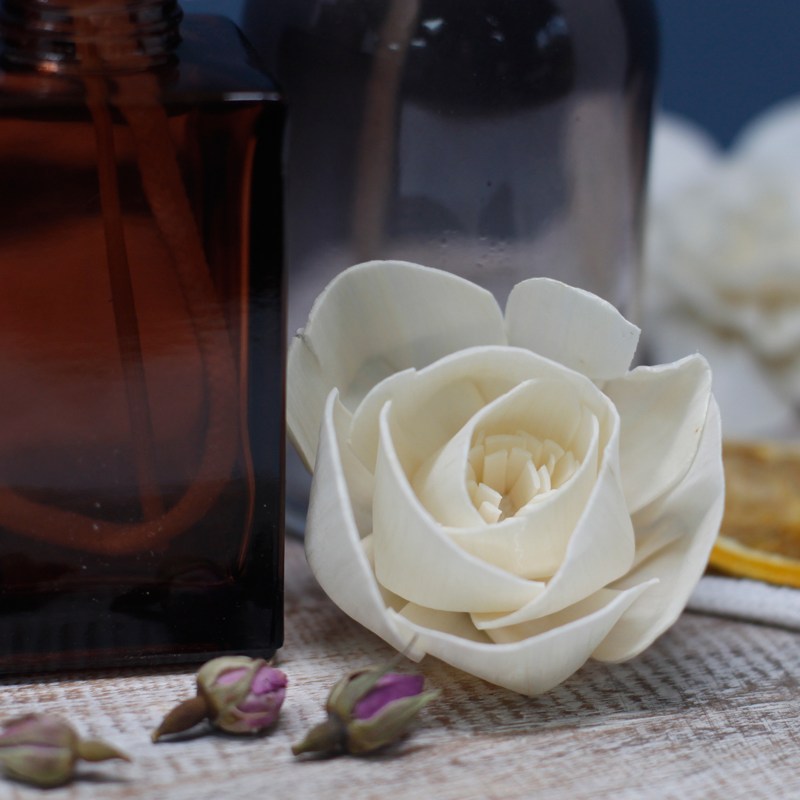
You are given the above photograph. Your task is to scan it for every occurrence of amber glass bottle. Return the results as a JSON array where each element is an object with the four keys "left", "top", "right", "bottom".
[{"left": 0, "top": 0, "right": 285, "bottom": 672}]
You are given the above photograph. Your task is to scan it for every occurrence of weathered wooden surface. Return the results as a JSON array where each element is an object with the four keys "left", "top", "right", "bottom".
[{"left": 2, "top": 537, "right": 800, "bottom": 799}]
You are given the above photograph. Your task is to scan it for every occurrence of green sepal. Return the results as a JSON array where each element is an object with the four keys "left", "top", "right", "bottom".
[
  {"left": 291, "top": 717, "right": 346, "bottom": 757},
  {"left": 151, "top": 695, "right": 209, "bottom": 742},
  {"left": 75, "top": 740, "right": 131, "bottom": 763}
]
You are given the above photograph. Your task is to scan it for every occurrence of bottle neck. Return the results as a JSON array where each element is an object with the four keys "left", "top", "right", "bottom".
[{"left": 0, "top": 0, "right": 182, "bottom": 74}]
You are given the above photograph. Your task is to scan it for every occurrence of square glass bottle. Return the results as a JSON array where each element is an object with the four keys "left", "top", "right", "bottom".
[{"left": 0, "top": 0, "right": 284, "bottom": 672}]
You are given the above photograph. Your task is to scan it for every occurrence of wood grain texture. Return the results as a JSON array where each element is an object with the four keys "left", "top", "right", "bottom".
[{"left": 2, "top": 537, "right": 800, "bottom": 799}]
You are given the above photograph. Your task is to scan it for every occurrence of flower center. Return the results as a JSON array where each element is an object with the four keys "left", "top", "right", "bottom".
[{"left": 466, "top": 431, "right": 578, "bottom": 524}]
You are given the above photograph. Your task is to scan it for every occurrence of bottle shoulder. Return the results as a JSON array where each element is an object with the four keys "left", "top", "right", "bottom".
[{"left": 169, "top": 15, "right": 282, "bottom": 102}]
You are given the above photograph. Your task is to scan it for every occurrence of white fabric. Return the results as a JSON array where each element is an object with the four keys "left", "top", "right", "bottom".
[{"left": 688, "top": 575, "right": 800, "bottom": 631}]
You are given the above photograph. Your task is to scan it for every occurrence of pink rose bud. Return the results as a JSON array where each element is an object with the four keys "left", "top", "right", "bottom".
[
  {"left": 0, "top": 714, "right": 129, "bottom": 788},
  {"left": 352, "top": 673, "right": 426, "bottom": 720},
  {"left": 199, "top": 657, "right": 287, "bottom": 734},
  {"left": 292, "top": 660, "right": 438, "bottom": 757},
  {"left": 153, "top": 656, "right": 287, "bottom": 741}
]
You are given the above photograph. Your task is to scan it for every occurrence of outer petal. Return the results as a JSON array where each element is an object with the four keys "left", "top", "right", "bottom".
[
  {"left": 388, "top": 581, "right": 653, "bottom": 696},
  {"left": 349, "top": 369, "right": 416, "bottom": 473},
  {"left": 644, "top": 308, "right": 796, "bottom": 440},
  {"left": 505, "top": 278, "right": 640, "bottom": 381},
  {"left": 603, "top": 354, "right": 712, "bottom": 515},
  {"left": 287, "top": 260, "right": 507, "bottom": 468},
  {"left": 286, "top": 336, "right": 335, "bottom": 472},
  {"left": 591, "top": 398, "right": 724, "bottom": 662},
  {"left": 304, "top": 390, "right": 410, "bottom": 652},
  {"left": 372, "top": 403, "right": 546, "bottom": 613}
]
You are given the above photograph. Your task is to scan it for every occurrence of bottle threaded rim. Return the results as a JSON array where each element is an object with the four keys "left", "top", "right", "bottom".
[{"left": 0, "top": 0, "right": 183, "bottom": 73}]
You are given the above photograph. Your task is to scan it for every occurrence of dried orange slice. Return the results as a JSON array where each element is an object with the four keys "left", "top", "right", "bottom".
[{"left": 709, "top": 440, "right": 800, "bottom": 587}]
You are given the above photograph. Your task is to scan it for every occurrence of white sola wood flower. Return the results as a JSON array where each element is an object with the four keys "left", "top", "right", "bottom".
[
  {"left": 647, "top": 104, "right": 800, "bottom": 438},
  {"left": 288, "top": 261, "right": 724, "bottom": 696}
]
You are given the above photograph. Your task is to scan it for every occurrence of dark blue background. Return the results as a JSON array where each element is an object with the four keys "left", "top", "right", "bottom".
[
  {"left": 655, "top": 0, "right": 800, "bottom": 145},
  {"left": 187, "top": 0, "right": 800, "bottom": 146}
]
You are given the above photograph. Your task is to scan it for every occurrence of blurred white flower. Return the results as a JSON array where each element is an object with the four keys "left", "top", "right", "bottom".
[{"left": 646, "top": 101, "right": 800, "bottom": 439}]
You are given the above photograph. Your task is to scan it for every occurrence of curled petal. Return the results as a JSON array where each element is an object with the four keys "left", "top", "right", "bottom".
[
  {"left": 411, "top": 413, "right": 484, "bottom": 527},
  {"left": 388, "top": 580, "right": 654, "bottom": 696},
  {"left": 505, "top": 278, "right": 640, "bottom": 381},
  {"left": 372, "top": 403, "right": 545, "bottom": 614},
  {"left": 603, "top": 354, "right": 712, "bottom": 514},
  {"left": 644, "top": 308, "right": 796, "bottom": 441},
  {"left": 386, "top": 346, "right": 606, "bottom": 477},
  {"left": 286, "top": 337, "right": 335, "bottom": 471},
  {"left": 591, "top": 398, "right": 724, "bottom": 662},
  {"left": 349, "top": 369, "right": 416, "bottom": 473},
  {"left": 305, "top": 391, "right": 411, "bottom": 652},
  {"left": 288, "top": 260, "right": 506, "bottom": 467},
  {"left": 479, "top": 582, "right": 658, "bottom": 644}
]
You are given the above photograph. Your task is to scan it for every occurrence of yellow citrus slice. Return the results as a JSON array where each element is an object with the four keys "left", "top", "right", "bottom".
[{"left": 710, "top": 440, "right": 800, "bottom": 587}]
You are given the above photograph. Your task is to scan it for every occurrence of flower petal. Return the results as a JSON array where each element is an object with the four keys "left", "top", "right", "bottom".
[
  {"left": 304, "top": 390, "right": 410, "bottom": 652},
  {"left": 372, "top": 402, "right": 545, "bottom": 613},
  {"left": 591, "top": 397, "right": 724, "bottom": 662},
  {"left": 353, "top": 674, "right": 426, "bottom": 721},
  {"left": 603, "top": 354, "right": 712, "bottom": 515},
  {"left": 286, "top": 335, "right": 335, "bottom": 471},
  {"left": 480, "top": 581, "right": 659, "bottom": 644},
  {"left": 388, "top": 580, "right": 653, "bottom": 696},
  {"left": 385, "top": 345, "right": 605, "bottom": 478},
  {"left": 505, "top": 278, "right": 640, "bottom": 381},
  {"left": 287, "top": 260, "right": 506, "bottom": 467},
  {"left": 645, "top": 306, "right": 797, "bottom": 440},
  {"left": 349, "top": 369, "right": 416, "bottom": 473},
  {"left": 410, "top": 403, "right": 485, "bottom": 527}
]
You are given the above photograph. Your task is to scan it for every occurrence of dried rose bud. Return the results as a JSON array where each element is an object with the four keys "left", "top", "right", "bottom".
[
  {"left": 153, "top": 656, "right": 287, "bottom": 741},
  {"left": 0, "top": 714, "right": 129, "bottom": 788},
  {"left": 292, "top": 662, "right": 438, "bottom": 757},
  {"left": 198, "top": 656, "right": 287, "bottom": 734}
]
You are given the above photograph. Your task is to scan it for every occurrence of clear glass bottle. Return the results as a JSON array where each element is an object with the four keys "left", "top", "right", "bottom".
[
  {"left": 242, "top": 0, "right": 659, "bottom": 530},
  {"left": 0, "top": 0, "right": 285, "bottom": 672}
]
